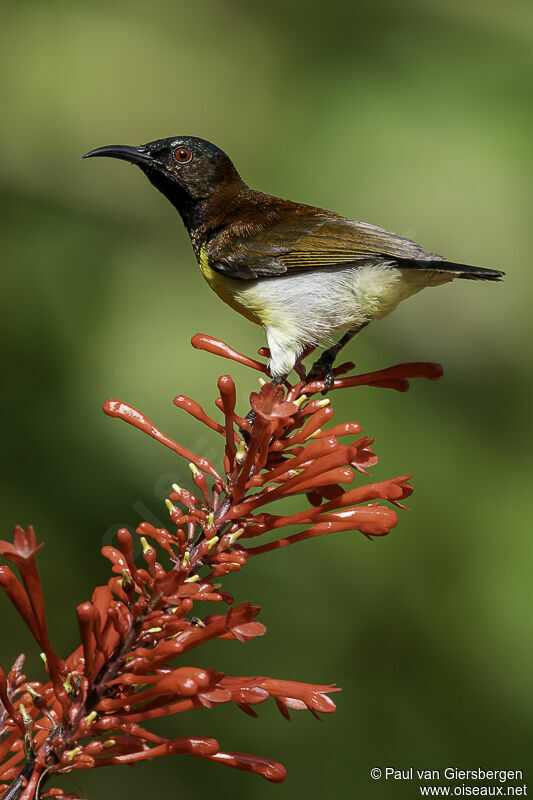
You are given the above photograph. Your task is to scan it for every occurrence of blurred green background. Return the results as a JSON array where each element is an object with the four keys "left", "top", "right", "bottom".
[{"left": 1, "top": 0, "right": 532, "bottom": 797}]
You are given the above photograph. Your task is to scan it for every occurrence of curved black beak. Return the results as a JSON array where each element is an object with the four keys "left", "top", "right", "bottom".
[{"left": 82, "top": 144, "right": 160, "bottom": 168}]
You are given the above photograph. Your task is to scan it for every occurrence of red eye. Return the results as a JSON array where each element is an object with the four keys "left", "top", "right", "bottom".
[{"left": 174, "top": 147, "right": 192, "bottom": 163}]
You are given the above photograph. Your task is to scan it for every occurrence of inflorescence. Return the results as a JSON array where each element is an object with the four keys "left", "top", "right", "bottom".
[{"left": 0, "top": 335, "right": 442, "bottom": 799}]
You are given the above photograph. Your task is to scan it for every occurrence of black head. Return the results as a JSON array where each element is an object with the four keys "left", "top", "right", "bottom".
[{"left": 83, "top": 136, "right": 243, "bottom": 225}]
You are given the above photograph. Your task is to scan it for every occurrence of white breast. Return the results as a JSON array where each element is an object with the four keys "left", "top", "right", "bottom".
[{"left": 232, "top": 264, "right": 449, "bottom": 378}]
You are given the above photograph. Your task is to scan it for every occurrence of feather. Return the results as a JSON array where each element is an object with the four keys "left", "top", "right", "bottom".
[
  {"left": 207, "top": 214, "right": 466, "bottom": 280},
  {"left": 206, "top": 214, "right": 503, "bottom": 282},
  {"left": 393, "top": 258, "right": 504, "bottom": 281}
]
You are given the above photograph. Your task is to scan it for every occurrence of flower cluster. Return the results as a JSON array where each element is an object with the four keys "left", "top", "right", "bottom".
[{"left": 0, "top": 335, "right": 442, "bottom": 799}]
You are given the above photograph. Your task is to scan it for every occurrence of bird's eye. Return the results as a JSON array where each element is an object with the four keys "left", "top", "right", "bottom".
[{"left": 174, "top": 147, "right": 192, "bottom": 164}]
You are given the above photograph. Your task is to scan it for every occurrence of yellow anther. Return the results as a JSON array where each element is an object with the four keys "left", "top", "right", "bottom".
[
  {"left": 121, "top": 569, "right": 132, "bottom": 587},
  {"left": 18, "top": 704, "right": 32, "bottom": 726},
  {"left": 67, "top": 747, "right": 81, "bottom": 762},
  {"left": 258, "top": 377, "right": 267, "bottom": 386},
  {"left": 171, "top": 483, "right": 182, "bottom": 495},
  {"left": 236, "top": 440, "right": 246, "bottom": 464},
  {"left": 84, "top": 711, "right": 97, "bottom": 725},
  {"left": 140, "top": 536, "right": 152, "bottom": 554},
  {"left": 228, "top": 528, "right": 244, "bottom": 545},
  {"left": 316, "top": 398, "right": 330, "bottom": 408},
  {"left": 170, "top": 606, "right": 178, "bottom": 614},
  {"left": 193, "top": 618, "right": 206, "bottom": 628},
  {"left": 182, "top": 550, "right": 190, "bottom": 565},
  {"left": 147, "top": 626, "right": 162, "bottom": 633},
  {"left": 188, "top": 462, "right": 199, "bottom": 476},
  {"left": 39, "top": 653, "right": 47, "bottom": 667},
  {"left": 165, "top": 498, "right": 177, "bottom": 513},
  {"left": 62, "top": 673, "right": 73, "bottom": 694},
  {"left": 103, "top": 739, "right": 116, "bottom": 749},
  {"left": 207, "top": 536, "right": 220, "bottom": 551},
  {"left": 25, "top": 685, "right": 41, "bottom": 700},
  {"left": 207, "top": 512, "right": 215, "bottom": 528},
  {"left": 185, "top": 574, "right": 200, "bottom": 583},
  {"left": 306, "top": 428, "right": 322, "bottom": 440},
  {"left": 294, "top": 394, "right": 308, "bottom": 407}
]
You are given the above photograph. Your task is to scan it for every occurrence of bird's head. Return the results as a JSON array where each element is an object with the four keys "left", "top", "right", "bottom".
[{"left": 83, "top": 136, "right": 243, "bottom": 224}]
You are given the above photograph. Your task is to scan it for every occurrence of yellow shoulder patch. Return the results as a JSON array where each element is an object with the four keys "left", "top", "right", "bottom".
[
  {"left": 197, "top": 242, "right": 264, "bottom": 327},
  {"left": 199, "top": 242, "right": 218, "bottom": 286}
]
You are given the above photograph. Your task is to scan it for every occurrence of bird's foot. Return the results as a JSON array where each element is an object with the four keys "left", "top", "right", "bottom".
[
  {"left": 245, "top": 409, "right": 257, "bottom": 426},
  {"left": 306, "top": 353, "right": 336, "bottom": 393},
  {"left": 240, "top": 409, "right": 256, "bottom": 444}
]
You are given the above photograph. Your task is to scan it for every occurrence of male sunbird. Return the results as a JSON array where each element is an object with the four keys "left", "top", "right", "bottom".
[{"left": 83, "top": 136, "right": 503, "bottom": 386}]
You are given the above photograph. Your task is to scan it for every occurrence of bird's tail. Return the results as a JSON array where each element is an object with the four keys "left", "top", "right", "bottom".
[{"left": 399, "top": 259, "right": 505, "bottom": 282}]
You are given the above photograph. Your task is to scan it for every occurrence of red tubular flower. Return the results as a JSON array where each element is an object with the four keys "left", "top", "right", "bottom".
[
  {"left": 200, "top": 750, "right": 287, "bottom": 783},
  {"left": 250, "top": 383, "right": 298, "bottom": 422},
  {"left": 0, "top": 528, "right": 68, "bottom": 717},
  {"left": 0, "top": 334, "right": 442, "bottom": 799}
]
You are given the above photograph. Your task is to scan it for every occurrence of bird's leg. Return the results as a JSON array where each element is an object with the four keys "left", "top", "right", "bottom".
[
  {"left": 307, "top": 323, "right": 369, "bottom": 391},
  {"left": 293, "top": 355, "right": 307, "bottom": 381},
  {"left": 243, "top": 409, "right": 256, "bottom": 437}
]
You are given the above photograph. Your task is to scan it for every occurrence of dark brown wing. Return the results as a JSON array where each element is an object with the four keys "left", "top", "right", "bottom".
[{"left": 208, "top": 215, "right": 443, "bottom": 280}]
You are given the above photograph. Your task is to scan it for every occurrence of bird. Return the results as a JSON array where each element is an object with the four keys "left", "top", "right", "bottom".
[{"left": 83, "top": 136, "right": 504, "bottom": 387}]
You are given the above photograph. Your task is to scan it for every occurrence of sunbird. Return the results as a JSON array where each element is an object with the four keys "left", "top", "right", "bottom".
[{"left": 83, "top": 137, "right": 503, "bottom": 387}]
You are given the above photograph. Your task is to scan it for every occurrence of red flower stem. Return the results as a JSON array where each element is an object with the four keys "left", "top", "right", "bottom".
[
  {"left": 116, "top": 530, "right": 139, "bottom": 582},
  {"left": 39, "top": 588, "right": 165, "bottom": 793},
  {"left": 227, "top": 445, "right": 357, "bottom": 518},
  {"left": 285, "top": 382, "right": 306, "bottom": 403},
  {"left": 0, "top": 734, "right": 20, "bottom": 765},
  {"left": 232, "top": 417, "right": 271, "bottom": 501},
  {"left": 76, "top": 603, "right": 97, "bottom": 683},
  {"left": 0, "top": 762, "right": 24, "bottom": 784},
  {"left": 18, "top": 765, "right": 42, "bottom": 800},
  {"left": 0, "top": 672, "right": 23, "bottom": 735},
  {"left": 103, "top": 400, "right": 224, "bottom": 484},
  {"left": 190, "top": 470, "right": 211, "bottom": 507},
  {"left": 281, "top": 466, "right": 354, "bottom": 493},
  {"left": 111, "top": 721, "right": 168, "bottom": 745},
  {"left": 214, "top": 398, "right": 250, "bottom": 433},
  {"left": 245, "top": 475, "right": 413, "bottom": 536},
  {"left": 0, "top": 570, "right": 41, "bottom": 644},
  {"left": 274, "top": 406, "right": 334, "bottom": 447},
  {"left": 91, "top": 736, "right": 219, "bottom": 766},
  {"left": 217, "top": 376, "right": 237, "bottom": 470},
  {"left": 243, "top": 506, "right": 398, "bottom": 555},
  {"left": 248, "top": 436, "right": 339, "bottom": 487},
  {"left": 118, "top": 697, "right": 195, "bottom": 723},
  {"left": 173, "top": 396, "right": 225, "bottom": 435},
  {"left": 198, "top": 751, "right": 286, "bottom": 783},
  {"left": 13, "top": 560, "right": 69, "bottom": 717},
  {"left": 303, "top": 362, "right": 443, "bottom": 395},
  {"left": 191, "top": 334, "right": 269, "bottom": 375},
  {"left": 314, "top": 422, "right": 362, "bottom": 438}
]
